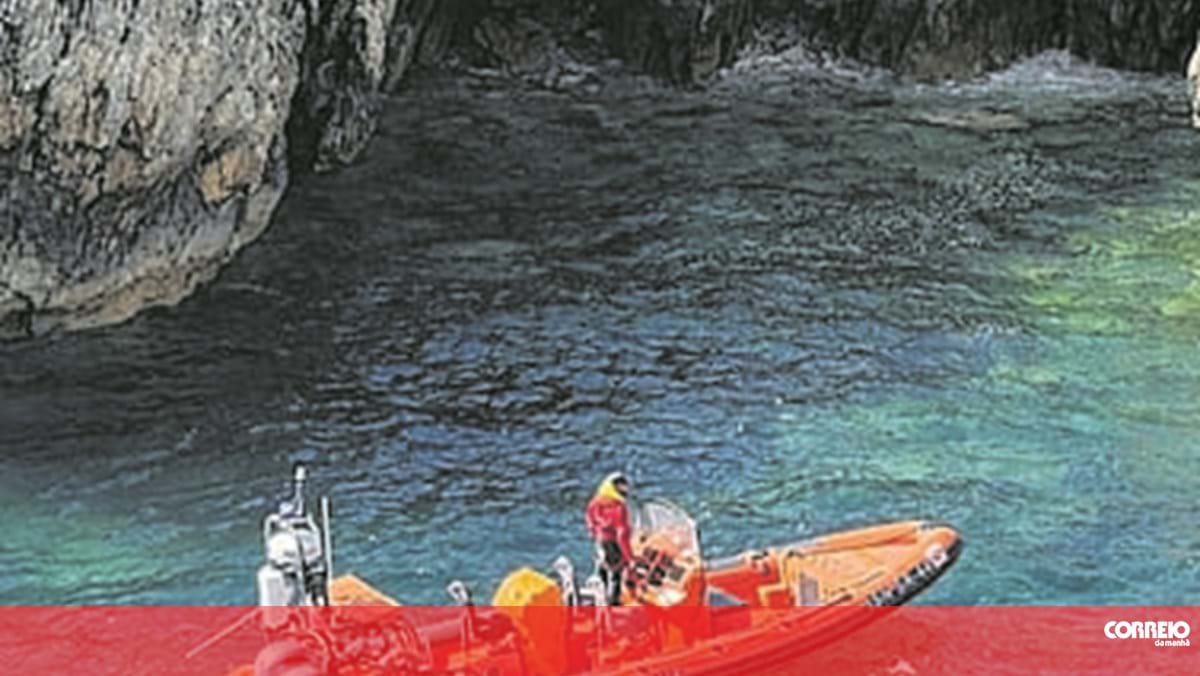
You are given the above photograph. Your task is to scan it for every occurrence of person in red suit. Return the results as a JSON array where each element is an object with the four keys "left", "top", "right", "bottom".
[{"left": 585, "top": 472, "right": 634, "bottom": 605}]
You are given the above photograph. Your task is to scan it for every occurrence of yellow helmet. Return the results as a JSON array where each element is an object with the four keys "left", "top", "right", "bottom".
[{"left": 596, "top": 472, "right": 631, "bottom": 501}]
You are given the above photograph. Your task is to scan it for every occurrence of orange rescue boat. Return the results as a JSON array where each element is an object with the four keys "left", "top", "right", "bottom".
[{"left": 234, "top": 466, "right": 963, "bottom": 675}]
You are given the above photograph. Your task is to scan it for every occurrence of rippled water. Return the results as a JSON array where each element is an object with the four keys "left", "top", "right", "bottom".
[{"left": 2, "top": 51, "right": 1198, "bottom": 606}]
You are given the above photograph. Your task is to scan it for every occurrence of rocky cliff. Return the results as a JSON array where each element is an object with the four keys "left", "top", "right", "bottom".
[
  {"left": 0, "top": 1, "right": 295, "bottom": 337},
  {"left": 0, "top": 0, "right": 465, "bottom": 339},
  {"left": 2, "top": 1, "right": 1198, "bottom": 339},
  {"left": 760, "top": 1, "right": 1200, "bottom": 80}
]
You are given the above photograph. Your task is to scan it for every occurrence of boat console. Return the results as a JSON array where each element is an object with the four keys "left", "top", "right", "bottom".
[{"left": 626, "top": 499, "right": 707, "bottom": 606}]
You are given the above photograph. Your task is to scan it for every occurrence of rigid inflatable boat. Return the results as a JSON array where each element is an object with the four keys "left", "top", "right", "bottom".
[{"left": 232, "top": 466, "right": 962, "bottom": 675}]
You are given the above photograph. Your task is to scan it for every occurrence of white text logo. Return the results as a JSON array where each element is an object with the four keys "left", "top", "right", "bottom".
[{"left": 1105, "top": 620, "right": 1191, "bottom": 648}]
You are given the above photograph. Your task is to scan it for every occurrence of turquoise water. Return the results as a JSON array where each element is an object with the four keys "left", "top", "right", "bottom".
[{"left": 1, "top": 52, "right": 1197, "bottom": 606}]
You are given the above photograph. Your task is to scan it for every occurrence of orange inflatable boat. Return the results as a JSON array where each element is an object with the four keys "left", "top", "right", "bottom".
[{"left": 234, "top": 467, "right": 963, "bottom": 675}]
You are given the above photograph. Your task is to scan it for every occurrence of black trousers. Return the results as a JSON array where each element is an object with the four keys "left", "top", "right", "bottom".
[{"left": 597, "top": 540, "right": 624, "bottom": 606}]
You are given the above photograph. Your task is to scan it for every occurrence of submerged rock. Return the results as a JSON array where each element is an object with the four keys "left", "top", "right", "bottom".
[
  {"left": 913, "top": 110, "right": 1031, "bottom": 133},
  {"left": 466, "top": 2, "right": 606, "bottom": 91}
]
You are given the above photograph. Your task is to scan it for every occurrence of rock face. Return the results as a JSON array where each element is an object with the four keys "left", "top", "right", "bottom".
[
  {"left": 600, "top": 0, "right": 754, "bottom": 83},
  {"left": 464, "top": 0, "right": 602, "bottom": 87},
  {"left": 0, "top": 0, "right": 309, "bottom": 339},
  {"left": 1063, "top": 0, "right": 1200, "bottom": 73},
  {"left": 1189, "top": 40, "right": 1200, "bottom": 128},
  {"left": 762, "top": 1, "right": 1200, "bottom": 80},
  {"left": 787, "top": 0, "right": 1061, "bottom": 80},
  {"left": 426, "top": 1, "right": 754, "bottom": 85},
  {"left": 288, "top": 0, "right": 465, "bottom": 171},
  {"left": 0, "top": 0, "right": 461, "bottom": 338}
]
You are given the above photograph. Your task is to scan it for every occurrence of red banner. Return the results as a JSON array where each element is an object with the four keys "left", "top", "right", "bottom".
[{"left": 0, "top": 606, "right": 1195, "bottom": 675}]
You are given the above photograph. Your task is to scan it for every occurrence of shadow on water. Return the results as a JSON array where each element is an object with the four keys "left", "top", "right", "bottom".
[{"left": 1, "top": 52, "right": 1198, "bottom": 604}]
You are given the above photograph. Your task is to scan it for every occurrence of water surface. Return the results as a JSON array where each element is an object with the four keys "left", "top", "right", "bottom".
[{"left": 1, "top": 51, "right": 1197, "bottom": 606}]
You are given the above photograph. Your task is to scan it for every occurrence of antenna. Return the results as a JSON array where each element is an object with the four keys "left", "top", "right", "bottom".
[
  {"left": 321, "top": 495, "right": 333, "bottom": 605},
  {"left": 290, "top": 463, "right": 308, "bottom": 516}
]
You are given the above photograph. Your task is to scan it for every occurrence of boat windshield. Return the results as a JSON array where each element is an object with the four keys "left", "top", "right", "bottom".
[{"left": 633, "top": 499, "right": 701, "bottom": 560}]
